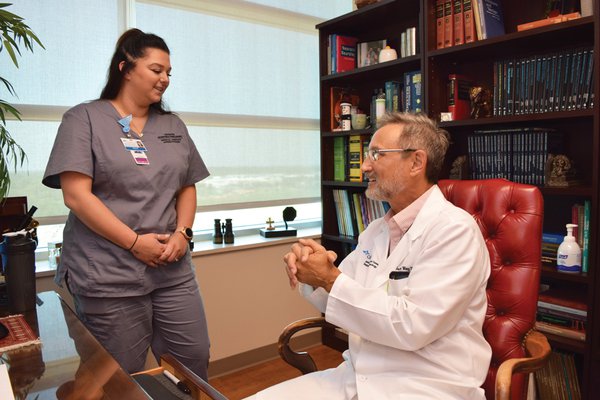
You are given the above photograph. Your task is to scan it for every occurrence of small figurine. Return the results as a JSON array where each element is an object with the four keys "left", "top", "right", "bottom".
[
  {"left": 469, "top": 86, "right": 492, "bottom": 119},
  {"left": 259, "top": 207, "right": 298, "bottom": 238},
  {"left": 449, "top": 155, "right": 468, "bottom": 180},
  {"left": 546, "top": 154, "right": 580, "bottom": 187},
  {"left": 265, "top": 217, "right": 275, "bottom": 231}
]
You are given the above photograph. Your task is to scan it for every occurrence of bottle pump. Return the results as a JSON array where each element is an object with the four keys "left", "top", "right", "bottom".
[{"left": 557, "top": 223, "right": 581, "bottom": 273}]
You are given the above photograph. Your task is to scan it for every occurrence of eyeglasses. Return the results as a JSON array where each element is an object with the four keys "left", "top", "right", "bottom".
[{"left": 363, "top": 148, "right": 417, "bottom": 162}]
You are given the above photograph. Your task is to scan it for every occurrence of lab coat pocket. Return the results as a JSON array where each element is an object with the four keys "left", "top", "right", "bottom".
[{"left": 387, "top": 269, "right": 410, "bottom": 296}]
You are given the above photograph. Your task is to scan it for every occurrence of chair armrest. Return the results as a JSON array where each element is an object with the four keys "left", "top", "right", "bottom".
[
  {"left": 161, "top": 353, "right": 228, "bottom": 400},
  {"left": 495, "top": 330, "right": 551, "bottom": 400},
  {"left": 277, "top": 317, "right": 335, "bottom": 375}
]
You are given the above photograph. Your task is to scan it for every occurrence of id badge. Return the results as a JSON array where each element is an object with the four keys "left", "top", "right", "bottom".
[
  {"left": 121, "top": 137, "right": 146, "bottom": 151},
  {"left": 130, "top": 150, "right": 149, "bottom": 165}
]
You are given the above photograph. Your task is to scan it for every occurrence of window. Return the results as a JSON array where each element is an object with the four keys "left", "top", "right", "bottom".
[{"left": 1, "top": 0, "right": 353, "bottom": 255}]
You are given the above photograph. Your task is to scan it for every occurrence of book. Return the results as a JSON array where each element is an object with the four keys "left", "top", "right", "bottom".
[
  {"left": 332, "top": 34, "right": 358, "bottom": 73},
  {"left": 517, "top": 12, "right": 581, "bottom": 31},
  {"left": 453, "top": 0, "right": 465, "bottom": 46},
  {"left": 447, "top": 74, "right": 472, "bottom": 120},
  {"left": 537, "top": 304, "right": 586, "bottom": 323},
  {"left": 348, "top": 135, "right": 363, "bottom": 182},
  {"left": 535, "top": 320, "right": 586, "bottom": 341},
  {"left": 476, "top": 0, "right": 505, "bottom": 39},
  {"left": 333, "top": 136, "right": 347, "bottom": 181},
  {"left": 472, "top": 0, "right": 484, "bottom": 39},
  {"left": 582, "top": 199, "right": 590, "bottom": 272},
  {"left": 542, "top": 243, "right": 560, "bottom": 258},
  {"left": 358, "top": 39, "right": 387, "bottom": 67},
  {"left": 405, "top": 27, "right": 417, "bottom": 57},
  {"left": 0, "top": 314, "right": 41, "bottom": 353},
  {"left": 463, "top": 0, "right": 477, "bottom": 43},
  {"left": 352, "top": 192, "right": 365, "bottom": 234},
  {"left": 538, "top": 287, "right": 587, "bottom": 316},
  {"left": 535, "top": 351, "right": 582, "bottom": 399},
  {"left": 443, "top": 0, "right": 454, "bottom": 47},
  {"left": 581, "top": 0, "right": 593, "bottom": 16},
  {"left": 436, "top": 0, "right": 445, "bottom": 49},
  {"left": 384, "top": 81, "right": 402, "bottom": 112},
  {"left": 404, "top": 71, "right": 423, "bottom": 113}
]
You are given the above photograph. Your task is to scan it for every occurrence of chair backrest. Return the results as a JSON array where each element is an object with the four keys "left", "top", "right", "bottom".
[{"left": 438, "top": 179, "right": 544, "bottom": 400}]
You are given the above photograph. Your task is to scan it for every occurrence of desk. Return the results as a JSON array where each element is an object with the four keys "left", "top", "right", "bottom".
[{"left": 2, "top": 291, "right": 149, "bottom": 399}]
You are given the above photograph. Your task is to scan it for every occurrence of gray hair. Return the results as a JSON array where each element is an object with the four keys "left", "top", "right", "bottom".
[{"left": 378, "top": 112, "right": 450, "bottom": 183}]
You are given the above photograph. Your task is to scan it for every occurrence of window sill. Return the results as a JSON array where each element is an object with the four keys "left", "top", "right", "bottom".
[
  {"left": 190, "top": 226, "right": 322, "bottom": 256},
  {"left": 34, "top": 227, "right": 322, "bottom": 276}
]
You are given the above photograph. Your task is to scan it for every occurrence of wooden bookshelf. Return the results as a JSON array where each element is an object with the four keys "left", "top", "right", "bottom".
[{"left": 317, "top": 1, "right": 599, "bottom": 398}]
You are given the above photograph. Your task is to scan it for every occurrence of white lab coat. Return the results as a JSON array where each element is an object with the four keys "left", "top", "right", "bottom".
[{"left": 252, "top": 186, "right": 491, "bottom": 400}]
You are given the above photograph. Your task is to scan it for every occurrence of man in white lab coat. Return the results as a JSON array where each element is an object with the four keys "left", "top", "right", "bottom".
[{"left": 249, "top": 112, "right": 492, "bottom": 399}]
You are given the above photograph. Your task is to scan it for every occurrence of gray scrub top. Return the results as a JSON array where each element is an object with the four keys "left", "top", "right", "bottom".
[{"left": 42, "top": 100, "right": 210, "bottom": 297}]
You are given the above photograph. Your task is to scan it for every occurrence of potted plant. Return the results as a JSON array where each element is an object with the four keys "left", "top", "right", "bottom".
[{"left": 0, "top": 3, "right": 43, "bottom": 200}]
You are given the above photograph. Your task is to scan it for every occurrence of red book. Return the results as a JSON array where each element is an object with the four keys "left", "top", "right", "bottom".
[
  {"left": 333, "top": 35, "right": 358, "bottom": 73},
  {"left": 538, "top": 287, "right": 587, "bottom": 313},
  {"left": 447, "top": 74, "right": 472, "bottom": 120},
  {"left": 443, "top": 0, "right": 454, "bottom": 48},
  {"left": 571, "top": 203, "right": 580, "bottom": 245},
  {"left": 436, "top": 0, "right": 445, "bottom": 49},
  {"left": 463, "top": 0, "right": 477, "bottom": 43},
  {"left": 453, "top": 0, "right": 465, "bottom": 46}
]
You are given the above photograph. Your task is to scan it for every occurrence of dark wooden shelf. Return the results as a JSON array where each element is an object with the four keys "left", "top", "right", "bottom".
[
  {"left": 322, "top": 233, "right": 358, "bottom": 245},
  {"left": 427, "top": 16, "right": 594, "bottom": 62},
  {"left": 543, "top": 332, "right": 586, "bottom": 354},
  {"left": 541, "top": 264, "right": 589, "bottom": 284},
  {"left": 322, "top": 129, "right": 374, "bottom": 137},
  {"left": 438, "top": 109, "right": 595, "bottom": 129},
  {"left": 321, "top": 56, "right": 421, "bottom": 85},
  {"left": 540, "top": 186, "right": 593, "bottom": 197},
  {"left": 322, "top": 180, "right": 367, "bottom": 188},
  {"left": 316, "top": 0, "right": 420, "bottom": 34}
]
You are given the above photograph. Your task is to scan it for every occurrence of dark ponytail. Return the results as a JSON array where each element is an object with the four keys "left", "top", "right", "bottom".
[{"left": 100, "top": 28, "right": 171, "bottom": 114}]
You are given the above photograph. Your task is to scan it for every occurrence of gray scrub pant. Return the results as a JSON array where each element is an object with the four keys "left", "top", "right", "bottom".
[{"left": 72, "top": 276, "right": 210, "bottom": 380}]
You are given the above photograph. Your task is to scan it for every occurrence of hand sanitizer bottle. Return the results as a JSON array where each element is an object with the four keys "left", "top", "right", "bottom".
[{"left": 557, "top": 223, "right": 581, "bottom": 273}]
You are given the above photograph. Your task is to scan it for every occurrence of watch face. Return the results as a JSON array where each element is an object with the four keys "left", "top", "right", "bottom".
[{"left": 184, "top": 227, "right": 193, "bottom": 239}]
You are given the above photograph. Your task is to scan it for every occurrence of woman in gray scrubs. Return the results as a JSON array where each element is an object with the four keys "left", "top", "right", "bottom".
[{"left": 42, "top": 29, "right": 210, "bottom": 380}]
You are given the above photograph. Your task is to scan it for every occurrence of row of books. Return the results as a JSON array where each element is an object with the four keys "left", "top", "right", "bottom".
[
  {"left": 398, "top": 27, "right": 417, "bottom": 58},
  {"left": 535, "top": 285, "right": 587, "bottom": 342},
  {"left": 330, "top": 71, "right": 422, "bottom": 132},
  {"left": 327, "top": 29, "right": 418, "bottom": 75},
  {"left": 333, "top": 135, "right": 370, "bottom": 182},
  {"left": 493, "top": 47, "right": 595, "bottom": 116},
  {"left": 466, "top": 127, "right": 562, "bottom": 185},
  {"left": 534, "top": 351, "right": 581, "bottom": 400},
  {"left": 436, "top": 0, "right": 504, "bottom": 49},
  {"left": 541, "top": 201, "right": 591, "bottom": 272},
  {"left": 327, "top": 34, "right": 358, "bottom": 74},
  {"left": 370, "top": 72, "right": 423, "bottom": 124},
  {"left": 332, "top": 189, "right": 389, "bottom": 237}
]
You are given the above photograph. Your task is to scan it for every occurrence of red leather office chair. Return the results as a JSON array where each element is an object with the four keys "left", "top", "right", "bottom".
[{"left": 279, "top": 179, "right": 551, "bottom": 400}]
